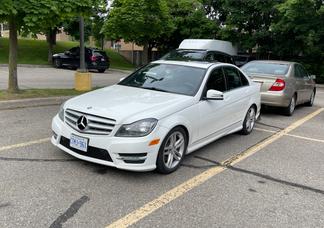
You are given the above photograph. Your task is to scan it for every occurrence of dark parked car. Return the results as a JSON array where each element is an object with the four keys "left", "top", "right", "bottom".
[
  {"left": 234, "top": 55, "right": 256, "bottom": 67},
  {"left": 52, "top": 47, "right": 110, "bottom": 73},
  {"left": 161, "top": 49, "right": 235, "bottom": 65}
]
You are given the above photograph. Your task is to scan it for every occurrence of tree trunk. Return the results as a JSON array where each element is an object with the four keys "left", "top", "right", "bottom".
[
  {"left": 142, "top": 43, "right": 149, "bottom": 65},
  {"left": 148, "top": 44, "right": 153, "bottom": 62},
  {"left": 8, "top": 15, "right": 19, "bottom": 93},
  {"left": 46, "top": 28, "right": 57, "bottom": 64}
]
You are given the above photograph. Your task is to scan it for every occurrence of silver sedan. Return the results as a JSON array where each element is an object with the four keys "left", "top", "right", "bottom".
[{"left": 241, "top": 60, "right": 316, "bottom": 115}]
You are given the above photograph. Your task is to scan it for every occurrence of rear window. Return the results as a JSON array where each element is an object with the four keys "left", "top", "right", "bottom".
[
  {"left": 242, "top": 62, "right": 289, "bottom": 75},
  {"left": 161, "top": 50, "right": 206, "bottom": 61},
  {"left": 93, "top": 51, "right": 107, "bottom": 57}
]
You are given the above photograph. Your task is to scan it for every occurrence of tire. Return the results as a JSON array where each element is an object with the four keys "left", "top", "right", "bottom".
[
  {"left": 156, "top": 127, "right": 188, "bottom": 174},
  {"left": 53, "top": 58, "right": 62, "bottom": 68},
  {"left": 283, "top": 95, "right": 296, "bottom": 116},
  {"left": 305, "top": 89, "right": 316, "bottom": 106},
  {"left": 240, "top": 106, "right": 256, "bottom": 135},
  {"left": 98, "top": 69, "right": 106, "bottom": 73}
]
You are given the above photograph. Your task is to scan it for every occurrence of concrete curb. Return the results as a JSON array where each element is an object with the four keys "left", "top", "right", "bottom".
[
  {"left": 0, "top": 96, "right": 72, "bottom": 110},
  {"left": 316, "top": 84, "right": 324, "bottom": 88}
]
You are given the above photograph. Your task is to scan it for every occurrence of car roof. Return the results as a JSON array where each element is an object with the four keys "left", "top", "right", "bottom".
[
  {"left": 152, "top": 60, "right": 219, "bottom": 69},
  {"left": 248, "top": 60, "right": 296, "bottom": 65},
  {"left": 175, "top": 49, "right": 232, "bottom": 57}
]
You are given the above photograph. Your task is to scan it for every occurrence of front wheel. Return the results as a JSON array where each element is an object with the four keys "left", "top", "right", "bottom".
[
  {"left": 240, "top": 106, "right": 256, "bottom": 135},
  {"left": 53, "top": 58, "right": 62, "bottom": 68},
  {"left": 156, "top": 127, "right": 188, "bottom": 174},
  {"left": 98, "top": 69, "right": 106, "bottom": 73}
]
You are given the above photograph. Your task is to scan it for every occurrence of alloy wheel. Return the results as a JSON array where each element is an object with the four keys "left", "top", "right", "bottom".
[
  {"left": 246, "top": 107, "right": 256, "bottom": 132},
  {"left": 290, "top": 96, "right": 296, "bottom": 114},
  {"left": 163, "top": 131, "right": 185, "bottom": 169}
]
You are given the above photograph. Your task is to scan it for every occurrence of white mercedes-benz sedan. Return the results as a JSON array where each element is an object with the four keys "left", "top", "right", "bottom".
[{"left": 52, "top": 60, "right": 261, "bottom": 173}]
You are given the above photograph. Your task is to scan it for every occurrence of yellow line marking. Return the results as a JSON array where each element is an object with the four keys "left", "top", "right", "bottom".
[
  {"left": 0, "top": 138, "right": 50, "bottom": 152},
  {"left": 106, "top": 108, "right": 324, "bottom": 228}
]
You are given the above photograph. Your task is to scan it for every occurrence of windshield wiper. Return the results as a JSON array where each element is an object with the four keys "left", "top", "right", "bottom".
[
  {"left": 142, "top": 87, "right": 169, "bottom": 93},
  {"left": 144, "top": 75, "right": 163, "bottom": 82}
]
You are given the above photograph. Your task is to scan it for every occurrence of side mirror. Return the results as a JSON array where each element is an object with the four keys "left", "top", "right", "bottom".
[
  {"left": 310, "top": 75, "right": 316, "bottom": 80},
  {"left": 119, "top": 77, "right": 125, "bottom": 82},
  {"left": 206, "top": 89, "right": 224, "bottom": 100},
  {"left": 64, "top": 51, "right": 71, "bottom": 55}
]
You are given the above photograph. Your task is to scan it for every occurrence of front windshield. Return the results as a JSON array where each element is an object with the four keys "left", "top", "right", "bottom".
[
  {"left": 119, "top": 63, "right": 206, "bottom": 96},
  {"left": 161, "top": 50, "right": 206, "bottom": 61}
]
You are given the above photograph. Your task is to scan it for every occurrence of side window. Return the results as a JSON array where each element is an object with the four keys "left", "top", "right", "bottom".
[
  {"left": 213, "top": 53, "right": 227, "bottom": 63},
  {"left": 228, "top": 56, "right": 234, "bottom": 64},
  {"left": 223, "top": 66, "right": 242, "bottom": 90},
  {"left": 299, "top": 65, "right": 308, "bottom": 78},
  {"left": 205, "top": 52, "right": 215, "bottom": 62},
  {"left": 294, "top": 65, "right": 303, "bottom": 78},
  {"left": 206, "top": 68, "right": 226, "bottom": 92},
  {"left": 238, "top": 70, "right": 249, "bottom": 86}
]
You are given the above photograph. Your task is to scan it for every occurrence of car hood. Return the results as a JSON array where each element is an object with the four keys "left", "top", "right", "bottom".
[{"left": 65, "top": 85, "right": 195, "bottom": 124}]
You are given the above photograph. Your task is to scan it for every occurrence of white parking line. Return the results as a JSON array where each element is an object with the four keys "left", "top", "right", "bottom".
[
  {"left": 0, "top": 138, "right": 50, "bottom": 152},
  {"left": 255, "top": 127, "right": 324, "bottom": 143}
]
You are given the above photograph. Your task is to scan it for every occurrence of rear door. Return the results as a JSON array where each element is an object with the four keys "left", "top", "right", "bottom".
[
  {"left": 298, "top": 64, "right": 314, "bottom": 101},
  {"left": 294, "top": 64, "right": 308, "bottom": 103},
  {"left": 223, "top": 66, "right": 251, "bottom": 122}
]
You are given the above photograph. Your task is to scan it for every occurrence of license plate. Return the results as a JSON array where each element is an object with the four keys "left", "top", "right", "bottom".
[{"left": 70, "top": 134, "right": 88, "bottom": 152}]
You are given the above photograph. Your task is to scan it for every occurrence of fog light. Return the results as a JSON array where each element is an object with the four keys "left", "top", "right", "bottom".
[{"left": 53, "top": 131, "right": 58, "bottom": 140}]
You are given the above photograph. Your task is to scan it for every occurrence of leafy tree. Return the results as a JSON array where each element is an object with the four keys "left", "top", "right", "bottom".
[
  {"left": 271, "top": 0, "right": 324, "bottom": 81},
  {"left": 157, "top": 0, "right": 218, "bottom": 53},
  {"left": 0, "top": 0, "right": 94, "bottom": 92},
  {"left": 216, "top": 0, "right": 279, "bottom": 55},
  {"left": 63, "top": 17, "right": 92, "bottom": 41},
  {"left": 103, "top": 0, "right": 174, "bottom": 63}
]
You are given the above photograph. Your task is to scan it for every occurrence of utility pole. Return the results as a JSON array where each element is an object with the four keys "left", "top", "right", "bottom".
[
  {"left": 74, "top": 15, "right": 92, "bottom": 91},
  {"left": 79, "top": 16, "right": 86, "bottom": 72}
]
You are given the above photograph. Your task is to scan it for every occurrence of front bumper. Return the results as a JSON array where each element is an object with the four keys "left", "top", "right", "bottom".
[
  {"left": 260, "top": 91, "right": 291, "bottom": 107},
  {"left": 51, "top": 115, "right": 168, "bottom": 172}
]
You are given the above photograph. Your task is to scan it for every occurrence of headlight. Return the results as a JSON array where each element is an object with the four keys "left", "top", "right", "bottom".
[
  {"left": 115, "top": 118, "right": 158, "bottom": 137},
  {"left": 58, "top": 103, "right": 65, "bottom": 122}
]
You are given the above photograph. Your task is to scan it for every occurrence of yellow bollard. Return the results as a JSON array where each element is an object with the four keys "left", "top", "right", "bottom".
[{"left": 74, "top": 71, "right": 92, "bottom": 91}]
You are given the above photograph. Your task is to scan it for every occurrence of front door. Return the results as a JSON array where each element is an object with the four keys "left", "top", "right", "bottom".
[{"left": 198, "top": 67, "right": 231, "bottom": 141}]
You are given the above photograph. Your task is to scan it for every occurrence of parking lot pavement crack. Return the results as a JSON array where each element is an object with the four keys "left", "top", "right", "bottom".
[
  {"left": 0, "top": 202, "right": 11, "bottom": 208},
  {"left": 255, "top": 121, "right": 285, "bottom": 130},
  {"left": 0, "top": 156, "right": 77, "bottom": 162},
  {"left": 49, "top": 195, "right": 90, "bottom": 228},
  {"left": 194, "top": 155, "right": 324, "bottom": 196}
]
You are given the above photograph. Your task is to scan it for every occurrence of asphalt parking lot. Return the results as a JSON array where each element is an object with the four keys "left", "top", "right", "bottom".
[{"left": 0, "top": 88, "right": 324, "bottom": 227}]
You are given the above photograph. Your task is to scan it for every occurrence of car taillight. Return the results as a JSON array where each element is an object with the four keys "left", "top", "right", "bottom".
[
  {"left": 269, "top": 78, "right": 285, "bottom": 91},
  {"left": 91, "top": 55, "right": 97, "bottom": 62}
]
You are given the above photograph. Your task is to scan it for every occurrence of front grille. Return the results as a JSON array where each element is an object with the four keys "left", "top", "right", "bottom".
[
  {"left": 65, "top": 109, "right": 116, "bottom": 135},
  {"left": 60, "top": 136, "right": 112, "bottom": 162}
]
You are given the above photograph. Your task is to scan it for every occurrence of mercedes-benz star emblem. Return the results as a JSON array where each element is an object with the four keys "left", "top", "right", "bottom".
[{"left": 77, "top": 115, "right": 88, "bottom": 131}]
